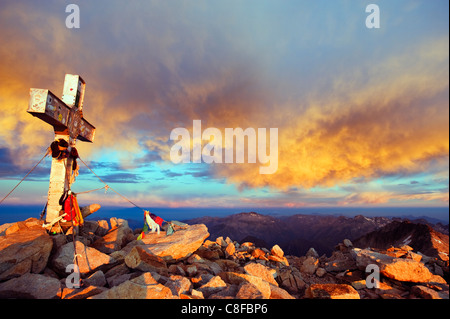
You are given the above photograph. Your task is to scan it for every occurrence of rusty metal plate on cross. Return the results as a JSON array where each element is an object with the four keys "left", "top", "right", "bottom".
[
  {"left": 28, "top": 89, "right": 71, "bottom": 132},
  {"left": 28, "top": 87, "right": 95, "bottom": 143}
]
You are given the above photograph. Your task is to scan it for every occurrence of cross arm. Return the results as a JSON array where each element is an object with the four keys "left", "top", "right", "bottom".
[{"left": 28, "top": 88, "right": 95, "bottom": 142}]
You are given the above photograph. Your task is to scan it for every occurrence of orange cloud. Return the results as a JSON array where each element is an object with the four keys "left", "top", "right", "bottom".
[
  {"left": 0, "top": 1, "right": 447, "bottom": 204},
  {"left": 212, "top": 37, "right": 449, "bottom": 190}
]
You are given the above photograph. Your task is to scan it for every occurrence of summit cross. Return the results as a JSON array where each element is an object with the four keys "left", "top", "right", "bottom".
[{"left": 27, "top": 74, "right": 96, "bottom": 225}]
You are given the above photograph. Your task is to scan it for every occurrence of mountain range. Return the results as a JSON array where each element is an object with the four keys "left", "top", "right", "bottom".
[{"left": 185, "top": 212, "right": 449, "bottom": 258}]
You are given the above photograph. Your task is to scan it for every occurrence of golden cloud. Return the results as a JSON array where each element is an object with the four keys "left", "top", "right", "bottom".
[{"left": 212, "top": 37, "right": 449, "bottom": 191}]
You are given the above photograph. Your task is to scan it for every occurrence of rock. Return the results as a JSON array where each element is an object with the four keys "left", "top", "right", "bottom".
[
  {"left": 271, "top": 245, "right": 284, "bottom": 258},
  {"left": 267, "top": 255, "right": 289, "bottom": 266},
  {"left": 168, "top": 264, "right": 186, "bottom": 276},
  {"left": 191, "top": 289, "right": 205, "bottom": 299},
  {"left": 300, "top": 256, "right": 319, "bottom": 275},
  {"left": 407, "top": 251, "right": 422, "bottom": 262},
  {"left": 204, "top": 260, "right": 222, "bottom": 276},
  {"left": 166, "top": 275, "right": 192, "bottom": 297},
  {"left": 198, "top": 275, "right": 227, "bottom": 298},
  {"left": 107, "top": 273, "right": 133, "bottom": 287},
  {"left": 216, "top": 236, "right": 227, "bottom": 247},
  {"left": 0, "top": 220, "right": 53, "bottom": 281},
  {"left": 140, "top": 224, "right": 209, "bottom": 263},
  {"left": 187, "top": 254, "right": 206, "bottom": 264},
  {"left": 91, "top": 273, "right": 175, "bottom": 299},
  {"left": 91, "top": 224, "right": 133, "bottom": 254},
  {"left": 96, "top": 220, "right": 110, "bottom": 236},
  {"left": 353, "top": 248, "right": 433, "bottom": 283},
  {"left": 343, "top": 239, "right": 353, "bottom": 247},
  {"left": 51, "top": 241, "right": 116, "bottom": 276},
  {"left": 399, "top": 245, "right": 414, "bottom": 252},
  {"left": 80, "top": 204, "right": 101, "bottom": 219},
  {"left": 306, "top": 247, "right": 319, "bottom": 258},
  {"left": 0, "top": 273, "right": 61, "bottom": 299},
  {"left": 244, "top": 263, "right": 278, "bottom": 286},
  {"left": 324, "top": 258, "right": 357, "bottom": 272},
  {"left": 429, "top": 274, "right": 447, "bottom": 284},
  {"left": 191, "top": 273, "right": 214, "bottom": 288},
  {"left": 219, "top": 272, "right": 271, "bottom": 299},
  {"left": 225, "top": 242, "right": 236, "bottom": 258},
  {"left": 434, "top": 264, "right": 444, "bottom": 277},
  {"left": 105, "top": 263, "right": 130, "bottom": 279},
  {"left": 305, "top": 284, "right": 360, "bottom": 299},
  {"left": 209, "top": 285, "right": 240, "bottom": 299},
  {"left": 0, "top": 223, "right": 13, "bottom": 236},
  {"left": 252, "top": 248, "right": 268, "bottom": 260},
  {"left": 411, "top": 285, "right": 449, "bottom": 299},
  {"left": 195, "top": 246, "right": 220, "bottom": 260},
  {"left": 351, "top": 280, "right": 367, "bottom": 290},
  {"left": 269, "top": 284, "right": 295, "bottom": 299},
  {"left": 185, "top": 264, "right": 197, "bottom": 277},
  {"left": 316, "top": 268, "right": 327, "bottom": 277},
  {"left": 61, "top": 285, "right": 107, "bottom": 299},
  {"left": 278, "top": 269, "right": 305, "bottom": 294},
  {"left": 236, "top": 282, "right": 263, "bottom": 299},
  {"left": 125, "top": 246, "right": 168, "bottom": 274},
  {"left": 375, "top": 280, "right": 408, "bottom": 297},
  {"left": 83, "top": 270, "right": 106, "bottom": 287}
]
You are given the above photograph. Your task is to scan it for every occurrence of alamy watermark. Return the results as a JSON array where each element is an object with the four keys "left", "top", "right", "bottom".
[
  {"left": 170, "top": 120, "right": 279, "bottom": 174},
  {"left": 65, "top": 264, "right": 81, "bottom": 288},
  {"left": 366, "top": 4, "right": 381, "bottom": 29},
  {"left": 65, "top": 3, "right": 380, "bottom": 30},
  {"left": 65, "top": 4, "right": 80, "bottom": 29},
  {"left": 365, "top": 264, "right": 380, "bottom": 288}
]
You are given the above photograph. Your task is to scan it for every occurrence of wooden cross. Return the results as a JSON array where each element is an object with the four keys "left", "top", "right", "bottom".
[{"left": 27, "top": 74, "right": 96, "bottom": 225}]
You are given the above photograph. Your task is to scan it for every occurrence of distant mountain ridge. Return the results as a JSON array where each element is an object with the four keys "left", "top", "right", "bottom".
[
  {"left": 185, "top": 212, "right": 449, "bottom": 257},
  {"left": 353, "top": 220, "right": 449, "bottom": 259}
]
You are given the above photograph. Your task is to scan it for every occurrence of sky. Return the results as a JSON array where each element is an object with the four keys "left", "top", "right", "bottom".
[{"left": 0, "top": 0, "right": 448, "bottom": 214}]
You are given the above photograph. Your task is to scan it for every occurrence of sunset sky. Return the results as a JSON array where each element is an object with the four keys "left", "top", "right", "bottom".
[{"left": 0, "top": 1, "right": 448, "bottom": 214}]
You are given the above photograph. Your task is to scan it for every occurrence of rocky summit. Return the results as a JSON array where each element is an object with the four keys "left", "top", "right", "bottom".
[{"left": 0, "top": 217, "right": 448, "bottom": 299}]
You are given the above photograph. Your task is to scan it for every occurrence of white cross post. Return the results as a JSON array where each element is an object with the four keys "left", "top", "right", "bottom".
[{"left": 27, "top": 74, "right": 96, "bottom": 226}]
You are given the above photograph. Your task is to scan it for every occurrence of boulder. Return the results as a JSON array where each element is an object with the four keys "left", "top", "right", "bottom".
[
  {"left": 124, "top": 246, "right": 168, "bottom": 274},
  {"left": 244, "top": 263, "right": 278, "bottom": 286},
  {"left": 91, "top": 273, "right": 175, "bottom": 299},
  {"left": 252, "top": 248, "right": 268, "bottom": 261},
  {"left": 0, "top": 273, "right": 61, "bottom": 299},
  {"left": 218, "top": 272, "right": 271, "bottom": 299},
  {"left": 306, "top": 247, "right": 319, "bottom": 258},
  {"left": 300, "top": 256, "right": 319, "bottom": 275},
  {"left": 278, "top": 269, "right": 305, "bottom": 294},
  {"left": 51, "top": 240, "right": 116, "bottom": 276},
  {"left": 267, "top": 255, "right": 289, "bottom": 266},
  {"left": 305, "top": 284, "right": 360, "bottom": 299},
  {"left": 80, "top": 204, "right": 101, "bottom": 219},
  {"left": 96, "top": 220, "right": 110, "bottom": 236},
  {"left": 343, "top": 239, "right": 353, "bottom": 248},
  {"left": 141, "top": 224, "right": 210, "bottom": 263},
  {"left": 316, "top": 268, "right": 327, "bottom": 277},
  {"left": 0, "top": 221, "right": 53, "bottom": 281},
  {"left": 198, "top": 275, "right": 227, "bottom": 298},
  {"left": 324, "top": 258, "right": 357, "bottom": 272},
  {"left": 353, "top": 248, "right": 433, "bottom": 283},
  {"left": 411, "top": 285, "right": 449, "bottom": 299},
  {"left": 0, "top": 223, "right": 13, "bottom": 236},
  {"left": 91, "top": 223, "right": 133, "bottom": 254},
  {"left": 83, "top": 270, "right": 107, "bottom": 287},
  {"left": 61, "top": 285, "right": 107, "bottom": 299},
  {"left": 270, "top": 245, "right": 284, "bottom": 258},
  {"left": 166, "top": 275, "right": 193, "bottom": 297},
  {"left": 269, "top": 284, "right": 295, "bottom": 299},
  {"left": 225, "top": 242, "right": 236, "bottom": 258},
  {"left": 236, "top": 282, "right": 263, "bottom": 299}
]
